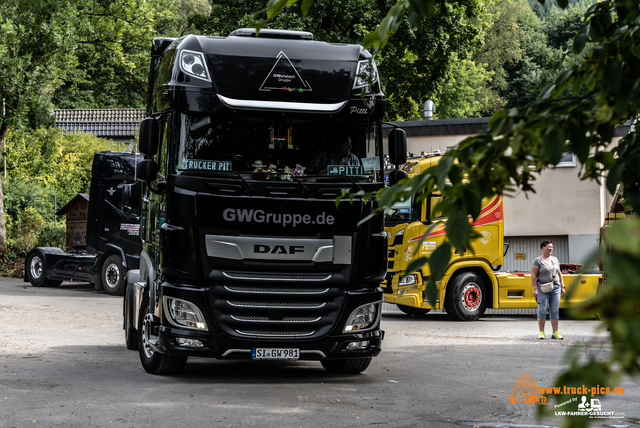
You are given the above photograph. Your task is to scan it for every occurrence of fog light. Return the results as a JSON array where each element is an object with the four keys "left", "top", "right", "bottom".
[
  {"left": 177, "top": 337, "right": 204, "bottom": 348},
  {"left": 346, "top": 340, "right": 369, "bottom": 350},
  {"left": 398, "top": 289, "right": 407, "bottom": 296},
  {"left": 163, "top": 297, "right": 208, "bottom": 331},
  {"left": 343, "top": 302, "right": 380, "bottom": 333}
]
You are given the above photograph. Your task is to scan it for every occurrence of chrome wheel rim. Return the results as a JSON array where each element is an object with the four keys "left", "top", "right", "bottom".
[
  {"left": 30, "top": 256, "right": 43, "bottom": 279},
  {"left": 104, "top": 263, "right": 120, "bottom": 289},
  {"left": 142, "top": 311, "right": 156, "bottom": 359}
]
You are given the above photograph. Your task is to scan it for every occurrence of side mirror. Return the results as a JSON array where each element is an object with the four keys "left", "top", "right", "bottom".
[
  {"left": 389, "top": 169, "right": 408, "bottom": 186},
  {"left": 388, "top": 128, "right": 407, "bottom": 166},
  {"left": 139, "top": 118, "right": 159, "bottom": 156},
  {"left": 136, "top": 159, "right": 158, "bottom": 182}
]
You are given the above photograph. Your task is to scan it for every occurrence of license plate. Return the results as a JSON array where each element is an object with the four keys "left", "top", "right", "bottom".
[{"left": 251, "top": 348, "right": 300, "bottom": 360}]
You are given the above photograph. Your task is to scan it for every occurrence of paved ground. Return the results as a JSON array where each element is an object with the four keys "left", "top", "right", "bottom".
[{"left": 0, "top": 277, "right": 638, "bottom": 428}]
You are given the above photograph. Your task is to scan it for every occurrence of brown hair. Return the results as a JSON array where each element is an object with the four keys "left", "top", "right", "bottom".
[{"left": 540, "top": 240, "right": 553, "bottom": 249}]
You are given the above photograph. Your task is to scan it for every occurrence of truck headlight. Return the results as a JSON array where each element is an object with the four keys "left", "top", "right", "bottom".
[
  {"left": 343, "top": 302, "right": 380, "bottom": 333},
  {"left": 163, "top": 297, "right": 208, "bottom": 330},
  {"left": 179, "top": 50, "right": 211, "bottom": 82},
  {"left": 353, "top": 60, "right": 379, "bottom": 89},
  {"left": 399, "top": 274, "right": 418, "bottom": 286}
]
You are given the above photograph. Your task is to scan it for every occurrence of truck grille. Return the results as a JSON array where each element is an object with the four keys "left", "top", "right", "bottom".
[
  {"left": 208, "top": 283, "right": 345, "bottom": 340},
  {"left": 235, "top": 330, "right": 315, "bottom": 337},
  {"left": 227, "top": 301, "right": 327, "bottom": 309},
  {"left": 223, "top": 272, "right": 332, "bottom": 281}
]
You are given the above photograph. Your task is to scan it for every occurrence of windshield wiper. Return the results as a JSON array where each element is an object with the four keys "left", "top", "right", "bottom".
[
  {"left": 231, "top": 171, "right": 255, "bottom": 192},
  {"left": 290, "top": 174, "right": 313, "bottom": 196}
]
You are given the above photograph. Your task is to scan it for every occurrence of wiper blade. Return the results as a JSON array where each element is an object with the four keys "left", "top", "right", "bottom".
[
  {"left": 290, "top": 174, "right": 312, "bottom": 196},
  {"left": 231, "top": 171, "right": 255, "bottom": 192}
]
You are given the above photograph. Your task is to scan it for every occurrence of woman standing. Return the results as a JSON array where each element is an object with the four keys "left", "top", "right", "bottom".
[{"left": 531, "top": 240, "right": 565, "bottom": 339}]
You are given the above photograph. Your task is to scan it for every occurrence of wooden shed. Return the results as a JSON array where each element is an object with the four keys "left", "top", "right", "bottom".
[{"left": 56, "top": 193, "right": 89, "bottom": 252}]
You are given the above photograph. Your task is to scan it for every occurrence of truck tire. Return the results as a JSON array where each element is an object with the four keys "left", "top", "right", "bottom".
[
  {"left": 138, "top": 294, "right": 187, "bottom": 374},
  {"left": 124, "top": 285, "right": 138, "bottom": 350},
  {"left": 321, "top": 357, "right": 372, "bottom": 374},
  {"left": 25, "top": 251, "right": 62, "bottom": 287},
  {"left": 396, "top": 304, "right": 431, "bottom": 316},
  {"left": 444, "top": 272, "right": 487, "bottom": 321},
  {"left": 101, "top": 255, "right": 126, "bottom": 295}
]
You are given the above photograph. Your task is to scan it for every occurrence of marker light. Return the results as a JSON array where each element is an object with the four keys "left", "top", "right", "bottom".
[
  {"left": 179, "top": 50, "right": 211, "bottom": 82},
  {"left": 343, "top": 302, "right": 380, "bottom": 333},
  {"left": 353, "top": 60, "right": 379, "bottom": 89},
  {"left": 164, "top": 297, "right": 208, "bottom": 330}
]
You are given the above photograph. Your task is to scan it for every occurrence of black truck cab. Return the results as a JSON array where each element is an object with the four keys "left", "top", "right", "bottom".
[
  {"left": 25, "top": 151, "right": 142, "bottom": 295},
  {"left": 125, "top": 29, "right": 405, "bottom": 374}
]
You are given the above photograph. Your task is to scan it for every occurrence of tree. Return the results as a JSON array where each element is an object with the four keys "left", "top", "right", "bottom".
[
  {"left": 267, "top": 0, "right": 639, "bottom": 426},
  {"left": 0, "top": 0, "right": 156, "bottom": 259},
  {"left": 193, "top": 0, "right": 485, "bottom": 120}
]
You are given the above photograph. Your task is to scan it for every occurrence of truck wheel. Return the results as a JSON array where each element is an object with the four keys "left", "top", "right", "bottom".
[
  {"left": 101, "top": 255, "right": 126, "bottom": 295},
  {"left": 321, "top": 357, "right": 372, "bottom": 374},
  {"left": 26, "top": 252, "right": 46, "bottom": 287},
  {"left": 124, "top": 285, "right": 138, "bottom": 350},
  {"left": 444, "top": 272, "right": 487, "bottom": 321},
  {"left": 138, "top": 295, "right": 187, "bottom": 374},
  {"left": 26, "top": 251, "right": 61, "bottom": 287},
  {"left": 396, "top": 304, "right": 431, "bottom": 316}
]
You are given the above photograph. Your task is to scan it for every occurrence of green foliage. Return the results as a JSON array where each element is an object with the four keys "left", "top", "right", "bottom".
[
  {"left": 5, "top": 127, "right": 112, "bottom": 200},
  {"left": 2, "top": 127, "right": 113, "bottom": 259},
  {"left": 435, "top": 55, "right": 504, "bottom": 119},
  {"left": 6, "top": 207, "right": 44, "bottom": 257}
]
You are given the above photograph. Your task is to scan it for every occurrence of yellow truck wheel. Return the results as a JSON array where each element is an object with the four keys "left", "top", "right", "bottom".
[{"left": 444, "top": 272, "right": 487, "bottom": 321}]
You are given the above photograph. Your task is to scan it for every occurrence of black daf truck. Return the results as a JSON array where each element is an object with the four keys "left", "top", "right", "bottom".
[
  {"left": 124, "top": 28, "right": 406, "bottom": 374},
  {"left": 25, "top": 151, "right": 141, "bottom": 295}
]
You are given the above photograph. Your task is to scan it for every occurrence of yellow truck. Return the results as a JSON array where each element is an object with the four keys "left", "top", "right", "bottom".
[{"left": 383, "top": 154, "right": 600, "bottom": 321}]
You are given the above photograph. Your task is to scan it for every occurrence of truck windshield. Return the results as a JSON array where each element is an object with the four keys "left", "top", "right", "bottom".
[
  {"left": 385, "top": 197, "right": 420, "bottom": 225},
  {"left": 175, "top": 113, "right": 381, "bottom": 182}
]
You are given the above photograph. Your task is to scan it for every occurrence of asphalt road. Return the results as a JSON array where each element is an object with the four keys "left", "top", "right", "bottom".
[{"left": 0, "top": 277, "right": 638, "bottom": 428}]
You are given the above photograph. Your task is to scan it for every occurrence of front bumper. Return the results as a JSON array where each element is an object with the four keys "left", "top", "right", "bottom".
[{"left": 148, "top": 281, "right": 384, "bottom": 360}]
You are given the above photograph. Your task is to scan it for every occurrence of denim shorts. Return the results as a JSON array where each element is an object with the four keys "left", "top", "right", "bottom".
[{"left": 536, "top": 283, "right": 561, "bottom": 319}]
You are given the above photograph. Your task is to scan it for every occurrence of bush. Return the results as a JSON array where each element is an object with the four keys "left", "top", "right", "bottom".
[
  {"left": 37, "top": 223, "right": 66, "bottom": 248},
  {"left": 9, "top": 207, "right": 45, "bottom": 257}
]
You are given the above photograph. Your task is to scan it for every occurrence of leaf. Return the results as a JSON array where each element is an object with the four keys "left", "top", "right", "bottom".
[
  {"left": 606, "top": 161, "right": 624, "bottom": 196},
  {"left": 542, "top": 130, "right": 565, "bottom": 165},
  {"left": 406, "top": 257, "right": 428, "bottom": 275},
  {"left": 573, "top": 33, "right": 587, "bottom": 54},
  {"left": 435, "top": 155, "right": 453, "bottom": 190},
  {"left": 462, "top": 187, "right": 482, "bottom": 220},
  {"left": 424, "top": 279, "right": 438, "bottom": 307},
  {"left": 603, "top": 62, "right": 622, "bottom": 95},
  {"left": 446, "top": 210, "right": 471, "bottom": 250},
  {"left": 428, "top": 241, "right": 452, "bottom": 280},
  {"left": 301, "top": 0, "right": 313, "bottom": 15}
]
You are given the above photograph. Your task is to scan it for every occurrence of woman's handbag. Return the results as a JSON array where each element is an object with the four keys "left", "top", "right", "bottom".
[{"left": 539, "top": 282, "right": 554, "bottom": 293}]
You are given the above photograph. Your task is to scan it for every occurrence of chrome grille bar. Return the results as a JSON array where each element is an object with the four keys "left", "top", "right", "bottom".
[
  {"left": 230, "top": 315, "right": 322, "bottom": 322},
  {"left": 222, "top": 272, "right": 332, "bottom": 281}
]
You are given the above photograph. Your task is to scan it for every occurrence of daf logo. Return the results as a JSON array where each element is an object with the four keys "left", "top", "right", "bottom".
[{"left": 254, "top": 244, "right": 305, "bottom": 255}]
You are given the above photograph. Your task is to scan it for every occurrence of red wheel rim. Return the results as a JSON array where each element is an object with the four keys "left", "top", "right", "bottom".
[{"left": 462, "top": 283, "right": 481, "bottom": 311}]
